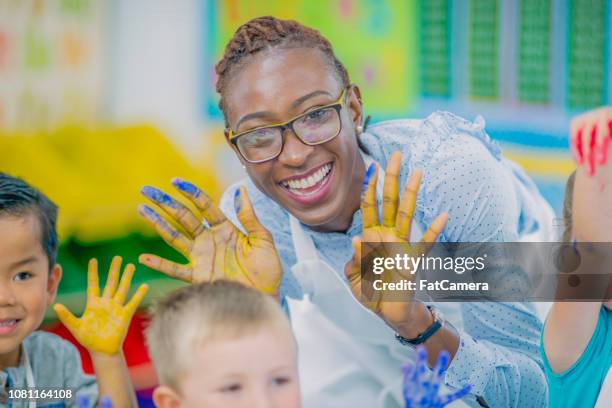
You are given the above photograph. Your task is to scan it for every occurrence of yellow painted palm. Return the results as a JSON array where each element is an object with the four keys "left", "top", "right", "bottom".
[
  {"left": 138, "top": 182, "right": 282, "bottom": 296},
  {"left": 345, "top": 151, "right": 448, "bottom": 328},
  {"left": 53, "top": 256, "right": 148, "bottom": 356}
]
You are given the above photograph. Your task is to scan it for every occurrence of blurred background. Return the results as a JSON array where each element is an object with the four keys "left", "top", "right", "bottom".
[{"left": 0, "top": 0, "right": 610, "bottom": 404}]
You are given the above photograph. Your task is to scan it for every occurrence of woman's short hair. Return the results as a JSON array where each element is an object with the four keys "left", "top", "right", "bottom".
[{"left": 215, "top": 16, "right": 350, "bottom": 124}]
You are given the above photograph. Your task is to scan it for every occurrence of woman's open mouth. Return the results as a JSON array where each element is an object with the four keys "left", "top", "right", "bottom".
[{"left": 279, "top": 162, "right": 335, "bottom": 205}]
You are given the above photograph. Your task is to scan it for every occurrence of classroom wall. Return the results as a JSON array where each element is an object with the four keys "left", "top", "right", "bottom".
[
  {"left": 199, "top": 0, "right": 611, "bottom": 215},
  {"left": 108, "top": 0, "right": 203, "bottom": 154},
  {"left": 2, "top": 0, "right": 611, "bottom": 256},
  {"left": 109, "top": 0, "right": 244, "bottom": 185},
  {"left": 3, "top": 0, "right": 610, "bottom": 215},
  {"left": 0, "top": 0, "right": 610, "bottom": 401}
]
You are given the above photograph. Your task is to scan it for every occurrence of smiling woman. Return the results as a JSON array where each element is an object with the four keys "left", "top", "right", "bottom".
[
  {"left": 220, "top": 46, "right": 365, "bottom": 230},
  {"left": 138, "top": 16, "right": 556, "bottom": 408}
]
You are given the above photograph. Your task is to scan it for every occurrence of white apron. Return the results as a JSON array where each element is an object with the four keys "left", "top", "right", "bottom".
[
  {"left": 288, "top": 214, "right": 472, "bottom": 408},
  {"left": 288, "top": 213, "right": 406, "bottom": 407},
  {"left": 287, "top": 156, "right": 469, "bottom": 407}
]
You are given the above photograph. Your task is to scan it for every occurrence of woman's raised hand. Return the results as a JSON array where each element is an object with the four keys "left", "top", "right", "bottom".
[
  {"left": 345, "top": 151, "right": 448, "bottom": 327},
  {"left": 138, "top": 179, "right": 282, "bottom": 296}
]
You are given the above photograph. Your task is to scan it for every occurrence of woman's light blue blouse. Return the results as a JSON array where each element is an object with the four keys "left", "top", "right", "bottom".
[{"left": 220, "top": 111, "right": 549, "bottom": 407}]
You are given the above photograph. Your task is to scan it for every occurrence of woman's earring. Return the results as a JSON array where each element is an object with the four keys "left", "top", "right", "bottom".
[{"left": 356, "top": 125, "right": 363, "bottom": 135}]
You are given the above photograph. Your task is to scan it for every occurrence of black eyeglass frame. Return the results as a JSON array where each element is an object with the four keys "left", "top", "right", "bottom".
[{"left": 227, "top": 87, "right": 350, "bottom": 164}]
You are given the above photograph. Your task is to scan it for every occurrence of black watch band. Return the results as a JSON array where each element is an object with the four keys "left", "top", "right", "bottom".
[{"left": 395, "top": 305, "right": 443, "bottom": 346}]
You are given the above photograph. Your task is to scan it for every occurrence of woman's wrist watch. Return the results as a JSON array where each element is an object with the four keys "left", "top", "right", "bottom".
[{"left": 395, "top": 305, "right": 444, "bottom": 346}]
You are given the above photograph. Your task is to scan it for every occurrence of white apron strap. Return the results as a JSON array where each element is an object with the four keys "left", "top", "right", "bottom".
[{"left": 290, "top": 215, "right": 319, "bottom": 264}]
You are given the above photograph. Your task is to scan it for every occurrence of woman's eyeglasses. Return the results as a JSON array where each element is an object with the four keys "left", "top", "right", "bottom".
[{"left": 227, "top": 87, "right": 349, "bottom": 163}]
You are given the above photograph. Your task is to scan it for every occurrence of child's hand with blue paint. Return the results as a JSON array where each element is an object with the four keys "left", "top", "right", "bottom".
[
  {"left": 138, "top": 180, "right": 282, "bottom": 296},
  {"left": 403, "top": 346, "right": 471, "bottom": 408},
  {"left": 53, "top": 256, "right": 148, "bottom": 355}
]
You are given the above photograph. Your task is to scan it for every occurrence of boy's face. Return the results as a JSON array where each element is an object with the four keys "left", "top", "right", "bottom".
[
  {"left": 154, "top": 324, "right": 301, "bottom": 408},
  {"left": 0, "top": 213, "right": 61, "bottom": 364}
]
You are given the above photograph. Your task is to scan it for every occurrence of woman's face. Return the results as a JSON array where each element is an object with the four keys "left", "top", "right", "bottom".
[{"left": 223, "top": 48, "right": 365, "bottom": 231}]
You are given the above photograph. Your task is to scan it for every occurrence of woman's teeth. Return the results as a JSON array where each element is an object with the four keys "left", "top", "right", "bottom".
[
  {"left": 0, "top": 320, "right": 17, "bottom": 327},
  {"left": 282, "top": 163, "right": 332, "bottom": 191}
]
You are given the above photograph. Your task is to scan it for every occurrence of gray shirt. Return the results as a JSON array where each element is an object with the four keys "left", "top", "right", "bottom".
[{"left": 0, "top": 331, "right": 98, "bottom": 408}]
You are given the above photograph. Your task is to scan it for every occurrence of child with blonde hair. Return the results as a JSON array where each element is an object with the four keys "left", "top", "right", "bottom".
[{"left": 146, "top": 280, "right": 301, "bottom": 408}]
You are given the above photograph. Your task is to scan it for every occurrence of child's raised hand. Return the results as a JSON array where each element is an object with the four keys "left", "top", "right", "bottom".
[
  {"left": 53, "top": 256, "right": 148, "bottom": 356},
  {"left": 570, "top": 106, "right": 612, "bottom": 175},
  {"left": 403, "top": 346, "right": 471, "bottom": 408},
  {"left": 138, "top": 179, "right": 282, "bottom": 296}
]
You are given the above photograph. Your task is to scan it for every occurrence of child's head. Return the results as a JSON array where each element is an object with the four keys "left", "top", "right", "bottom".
[
  {"left": 146, "top": 280, "right": 301, "bottom": 408},
  {"left": 0, "top": 173, "right": 62, "bottom": 364}
]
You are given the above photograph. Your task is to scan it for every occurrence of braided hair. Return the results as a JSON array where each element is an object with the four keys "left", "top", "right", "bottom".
[{"left": 215, "top": 16, "right": 350, "bottom": 123}]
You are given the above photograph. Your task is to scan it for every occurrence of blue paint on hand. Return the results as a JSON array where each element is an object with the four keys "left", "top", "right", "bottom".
[
  {"left": 361, "top": 162, "right": 376, "bottom": 193},
  {"left": 234, "top": 188, "right": 241, "bottom": 213},
  {"left": 76, "top": 393, "right": 89, "bottom": 408},
  {"left": 139, "top": 204, "right": 162, "bottom": 222},
  {"left": 403, "top": 346, "right": 471, "bottom": 407},
  {"left": 172, "top": 178, "right": 200, "bottom": 197},
  {"left": 141, "top": 186, "right": 179, "bottom": 208},
  {"left": 100, "top": 396, "right": 114, "bottom": 408}
]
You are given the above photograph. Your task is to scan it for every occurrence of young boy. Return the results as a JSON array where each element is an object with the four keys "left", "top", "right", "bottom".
[
  {"left": 145, "top": 280, "right": 301, "bottom": 408},
  {"left": 0, "top": 173, "right": 148, "bottom": 407}
]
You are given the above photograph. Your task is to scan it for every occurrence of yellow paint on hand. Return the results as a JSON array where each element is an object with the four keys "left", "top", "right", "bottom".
[{"left": 53, "top": 257, "right": 148, "bottom": 356}]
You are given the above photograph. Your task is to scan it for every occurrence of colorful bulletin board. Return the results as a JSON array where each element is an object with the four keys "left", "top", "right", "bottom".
[
  {"left": 417, "top": 0, "right": 611, "bottom": 213},
  {"left": 202, "top": 0, "right": 418, "bottom": 120},
  {"left": 0, "top": 0, "right": 106, "bottom": 132},
  {"left": 418, "top": 0, "right": 610, "bottom": 109},
  {"left": 203, "top": 0, "right": 611, "bottom": 213},
  {"left": 202, "top": 0, "right": 611, "bottom": 213}
]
